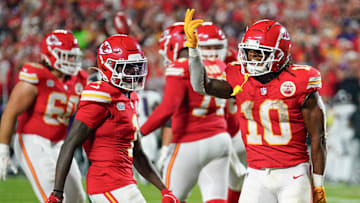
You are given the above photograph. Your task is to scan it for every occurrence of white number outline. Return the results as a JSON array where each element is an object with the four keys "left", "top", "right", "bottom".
[
  {"left": 240, "top": 99, "right": 293, "bottom": 145},
  {"left": 128, "top": 113, "right": 139, "bottom": 157},
  {"left": 43, "top": 92, "right": 79, "bottom": 125},
  {"left": 192, "top": 95, "right": 226, "bottom": 117}
]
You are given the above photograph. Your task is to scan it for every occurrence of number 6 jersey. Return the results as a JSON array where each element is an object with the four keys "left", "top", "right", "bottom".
[
  {"left": 225, "top": 63, "right": 322, "bottom": 169},
  {"left": 16, "top": 63, "right": 88, "bottom": 142}
]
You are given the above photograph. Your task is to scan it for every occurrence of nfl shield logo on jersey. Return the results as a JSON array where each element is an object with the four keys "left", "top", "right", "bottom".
[
  {"left": 260, "top": 87, "right": 267, "bottom": 96},
  {"left": 116, "top": 102, "right": 125, "bottom": 111},
  {"left": 280, "top": 81, "right": 296, "bottom": 97},
  {"left": 46, "top": 80, "right": 55, "bottom": 87}
]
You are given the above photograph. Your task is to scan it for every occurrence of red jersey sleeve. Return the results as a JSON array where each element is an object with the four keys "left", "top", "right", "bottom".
[
  {"left": 225, "top": 98, "right": 240, "bottom": 137},
  {"left": 18, "top": 63, "right": 45, "bottom": 85},
  {"left": 224, "top": 63, "right": 244, "bottom": 88},
  {"left": 140, "top": 67, "right": 187, "bottom": 135},
  {"left": 75, "top": 81, "right": 111, "bottom": 129},
  {"left": 75, "top": 102, "right": 108, "bottom": 130},
  {"left": 297, "top": 66, "right": 322, "bottom": 106}
]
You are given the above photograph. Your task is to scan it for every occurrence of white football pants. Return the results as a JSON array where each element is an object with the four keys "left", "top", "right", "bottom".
[{"left": 14, "top": 133, "right": 86, "bottom": 203}]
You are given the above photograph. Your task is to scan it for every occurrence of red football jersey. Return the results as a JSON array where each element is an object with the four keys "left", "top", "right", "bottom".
[
  {"left": 16, "top": 63, "right": 87, "bottom": 142},
  {"left": 75, "top": 81, "right": 139, "bottom": 194},
  {"left": 225, "top": 64, "right": 322, "bottom": 169},
  {"left": 225, "top": 98, "right": 240, "bottom": 137},
  {"left": 141, "top": 58, "right": 228, "bottom": 143}
]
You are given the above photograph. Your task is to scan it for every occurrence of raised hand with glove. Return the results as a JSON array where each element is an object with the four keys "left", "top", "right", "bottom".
[
  {"left": 0, "top": 143, "right": 18, "bottom": 181},
  {"left": 162, "top": 188, "right": 179, "bottom": 203},
  {"left": 313, "top": 174, "right": 326, "bottom": 203},
  {"left": 184, "top": 8, "right": 203, "bottom": 49}
]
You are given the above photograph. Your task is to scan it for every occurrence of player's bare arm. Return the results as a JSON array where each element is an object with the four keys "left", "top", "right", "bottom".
[
  {"left": 303, "top": 91, "right": 327, "bottom": 173},
  {"left": 0, "top": 81, "right": 37, "bottom": 180},
  {"left": 0, "top": 81, "right": 37, "bottom": 144},
  {"left": 206, "top": 78, "right": 233, "bottom": 98},
  {"left": 302, "top": 91, "right": 326, "bottom": 175},
  {"left": 302, "top": 91, "right": 327, "bottom": 202},
  {"left": 52, "top": 120, "right": 93, "bottom": 198},
  {"left": 133, "top": 136, "right": 166, "bottom": 191}
]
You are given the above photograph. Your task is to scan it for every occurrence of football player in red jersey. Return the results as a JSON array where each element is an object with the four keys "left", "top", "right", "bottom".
[
  {"left": 140, "top": 22, "right": 232, "bottom": 203},
  {"left": 46, "top": 35, "right": 178, "bottom": 203},
  {"left": 197, "top": 22, "right": 247, "bottom": 203},
  {"left": 185, "top": 9, "right": 327, "bottom": 203},
  {"left": 0, "top": 30, "right": 87, "bottom": 202}
]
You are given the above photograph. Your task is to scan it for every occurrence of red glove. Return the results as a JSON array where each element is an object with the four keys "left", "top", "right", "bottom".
[
  {"left": 161, "top": 188, "right": 179, "bottom": 203},
  {"left": 46, "top": 192, "right": 64, "bottom": 203}
]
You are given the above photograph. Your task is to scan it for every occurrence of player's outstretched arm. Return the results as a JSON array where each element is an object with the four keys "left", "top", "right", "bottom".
[
  {"left": 133, "top": 134, "right": 179, "bottom": 203},
  {"left": 302, "top": 91, "right": 327, "bottom": 203},
  {"left": 48, "top": 120, "right": 92, "bottom": 201},
  {"left": 184, "top": 9, "right": 233, "bottom": 98},
  {"left": 0, "top": 81, "right": 37, "bottom": 180}
]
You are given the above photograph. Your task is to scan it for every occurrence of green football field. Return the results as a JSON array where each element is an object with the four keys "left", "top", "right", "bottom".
[{"left": 0, "top": 175, "right": 359, "bottom": 203}]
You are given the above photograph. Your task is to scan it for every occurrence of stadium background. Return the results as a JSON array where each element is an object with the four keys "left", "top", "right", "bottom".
[{"left": 0, "top": 0, "right": 359, "bottom": 202}]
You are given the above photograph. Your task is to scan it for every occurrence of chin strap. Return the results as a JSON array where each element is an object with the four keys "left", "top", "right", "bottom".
[{"left": 231, "top": 73, "right": 249, "bottom": 96}]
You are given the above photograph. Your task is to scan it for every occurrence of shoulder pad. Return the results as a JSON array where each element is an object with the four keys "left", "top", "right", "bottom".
[
  {"left": 165, "top": 61, "right": 187, "bottom": 77},
  {"left": 80, "top": 81, "right": 112, "bottom": 103},
  {"left": 18, "top": 63, "right": 45, "bottom": 84},
  {"left": 290, "top": 65, "right": 322, "bottom": 90}
]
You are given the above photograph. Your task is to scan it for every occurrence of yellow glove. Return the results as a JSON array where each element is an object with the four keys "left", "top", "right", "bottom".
[
  {"left": 231, "top": 73, "right": 249, "bottom": 96},
  {"left": 313, "top": 186, "right": 326, "bottom": 203},
  {"left": 184, "top": 8, "right": 203, "bottom": 48}
]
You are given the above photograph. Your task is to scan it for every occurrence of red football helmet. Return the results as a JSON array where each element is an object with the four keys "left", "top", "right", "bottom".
[
  {"left": 113, "top": 11, "right": 131, "bottom": 35},
  {"left": 158, "top": 22, "right": 187, "bottom": 66},
  {"left": 238, "top": 20, "right": 291, "bottom": 76},
  {"left": 97, "top": 34, "right": 147, "bottom": 91},
  {"left": 41, "top": 30, "right": 82, "bottom": 75},
  {"left": 197, "top": 22, "right": 227, "bottom": 61}
]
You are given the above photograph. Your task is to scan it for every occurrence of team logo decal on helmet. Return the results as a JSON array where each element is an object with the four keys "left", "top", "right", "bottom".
[
  {"left": 99, "top": 41, "right": 113, "bottom": 54},
  {"left": 280, "top": 81, "right": 296, "bottom": 97},
  {"left": 46, "top": 35, "right": 62, "bottom": 46}
]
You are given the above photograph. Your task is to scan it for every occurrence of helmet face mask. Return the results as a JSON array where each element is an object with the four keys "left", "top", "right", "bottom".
[
  {"left": 108, "top": 59, "right": 147, "bottom": 91},
  {"left": 97, "top": 34, "right": 148, "bottom": 91},
  {"left": 199, "top": 44, "right": 227, "bottom": 61},
  {"left": 52, "top": 47, "right": 82, "bottom": 75},
  {"left": 238, "top": 20, "right": 291, "bottom": 76},
  {"left": 42, "top": 30, "right": 82, "bottom": 75},
  {"left": 238, "top": 40, "right": 284, "bottom": 76},
  {"left": 197, "top": 22, "right": 227, "bottom": 61}
]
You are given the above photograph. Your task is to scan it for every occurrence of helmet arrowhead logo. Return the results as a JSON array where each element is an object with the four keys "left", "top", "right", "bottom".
[
  {"left": 46, "top": 34, "right": 62, "bottom": 46},
  {"left": 99, "top": 41, "right": 113, "bottom": 54}
]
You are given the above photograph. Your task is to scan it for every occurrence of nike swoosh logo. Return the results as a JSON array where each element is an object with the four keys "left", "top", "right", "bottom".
[{"left": 293, "top": 175, "right": 303, "bottom": 179}]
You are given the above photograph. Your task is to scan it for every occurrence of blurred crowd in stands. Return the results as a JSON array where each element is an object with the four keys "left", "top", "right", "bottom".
[{"left": 0, "top": 0, "right": 360, "bottom": 183}]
